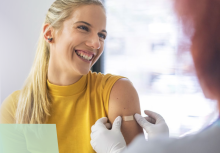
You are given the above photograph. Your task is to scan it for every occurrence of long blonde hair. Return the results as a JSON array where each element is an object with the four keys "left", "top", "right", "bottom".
[{"left": 15, "top": 0, "right": 104, "bottom": 124}]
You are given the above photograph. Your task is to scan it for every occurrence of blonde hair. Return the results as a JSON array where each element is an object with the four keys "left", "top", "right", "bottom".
[{"left": 15, "top": 0, "right": 104, "bottom": 124}]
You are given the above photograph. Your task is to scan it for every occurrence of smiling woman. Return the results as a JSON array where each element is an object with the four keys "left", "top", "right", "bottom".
[{"left": 0, "top": 0, "right": 142, "bottom": 152}]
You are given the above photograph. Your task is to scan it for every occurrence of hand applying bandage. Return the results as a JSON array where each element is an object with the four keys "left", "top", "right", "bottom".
[
  {"left": 90, "top": 116, "right": 126, "bottom": 153},
  {"left": 135, "top": 110, "right": 169, "bottom": 140},
  {"left": 90, "top": 110, "right": 169, "bottom": 153}
]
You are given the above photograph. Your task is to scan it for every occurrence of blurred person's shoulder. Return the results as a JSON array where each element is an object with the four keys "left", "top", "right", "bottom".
[
  {"left": 0, "top": 90, "right": 20, "bottom": 123},
  {"left": 124, "top": 123, "right": 220, "bottom": 153}
]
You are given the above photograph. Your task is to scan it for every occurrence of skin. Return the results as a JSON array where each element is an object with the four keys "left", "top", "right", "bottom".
[
  {"left": 108, "top": 78, "right": 143, "bottom": 144},
  {"left": 43, "top": 4, "right": 143, "bottom": 145},
  {"left": 44, "top": 5, "right": 107, "bottom": 86}
]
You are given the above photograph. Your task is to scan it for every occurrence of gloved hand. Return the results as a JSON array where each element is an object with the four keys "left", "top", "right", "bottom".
[
  {"left": 90, "top": 116, "right": 126, "bottom": 153},
  {"left": 134, "top": 110, "right": 169, "bottom": 140}
]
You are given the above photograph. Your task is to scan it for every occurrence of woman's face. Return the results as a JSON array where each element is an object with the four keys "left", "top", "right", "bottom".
[{"left": 50, "top": 4, "right": 106, "bottom": 76}]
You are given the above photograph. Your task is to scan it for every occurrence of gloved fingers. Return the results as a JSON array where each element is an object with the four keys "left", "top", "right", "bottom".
[
  {"left": 144, "top": 116, "right": 156, "bottom": 124},
  {"left": 104, "top": 122, "right": 112, "bottom": 129},
  {"left": 91, "top": 123, "right": 107, "bottom": 133},
  {"left": 112, "top": 116, "right": 122, "bottom": 130},
  {"left": 90, "top": 129, "right": 105, "bottom": 141},
  {"left": 91, "top": 125, "right": 100, "bottom": 133},
  {"left": 90, "top": 132, "right": 98, "bottom": 141},
  {"left": 95, "top": 117, "right": 108, "bottom": 124},
  {"left": 91, "top": 117, "right": 108, "bottom": 132},
  {"left": 144, "top": 110, "right": 164, "bottom": 123},
  {"left": 90, "top": 132, "right": 94, "bottom": 141},
  {"left": 134, "top": 113, "right": 153, "bottom": 132},
  {"left": 90, "top": 139, "right": 97, "bottom": 151}
]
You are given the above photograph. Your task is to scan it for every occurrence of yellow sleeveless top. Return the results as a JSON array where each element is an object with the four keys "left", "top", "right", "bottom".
[{"left": 0, "top": 71, "right": 124, "bottom": 153}]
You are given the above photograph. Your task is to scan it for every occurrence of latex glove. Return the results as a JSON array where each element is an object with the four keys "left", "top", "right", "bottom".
[
  {"left": 90, "top": 116, "right": 126, "bottom": 153},
  {"left": 134, "top": 110, "right": 169, "bottom": 140}
]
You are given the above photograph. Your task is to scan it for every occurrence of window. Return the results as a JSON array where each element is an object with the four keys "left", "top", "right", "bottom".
[{"left": 104, "top": 0, "right": 218, "bottom": 137}]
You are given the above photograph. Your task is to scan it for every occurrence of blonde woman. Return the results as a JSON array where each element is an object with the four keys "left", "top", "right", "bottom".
[{"left": 0, "top": 0, "right": 142, "bottom": 152}]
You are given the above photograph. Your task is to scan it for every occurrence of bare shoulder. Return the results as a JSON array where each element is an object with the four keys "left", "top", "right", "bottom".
[
  {"left": 109, "top": 78, "right": 140, "bottom": 114},
  {"left": 108, "top": 78, "right": 143, "bottom": 144}
]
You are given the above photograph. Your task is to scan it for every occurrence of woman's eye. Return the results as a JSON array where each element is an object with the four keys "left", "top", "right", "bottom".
[
  {"left": 98, "top": 33, "right": 106, "bottom": 39},
  {"left": 78, "top": 25, "right": 89, "bottom": 31}
]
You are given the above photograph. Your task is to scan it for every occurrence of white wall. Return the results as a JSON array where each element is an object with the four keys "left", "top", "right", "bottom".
[{"left": 0, "top": 0, "right": 54, "bottom": 103}]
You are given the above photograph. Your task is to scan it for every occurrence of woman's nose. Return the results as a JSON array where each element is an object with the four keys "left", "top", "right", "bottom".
[{"left": 85, "top": 34, "right": 101, "bottom": 49}]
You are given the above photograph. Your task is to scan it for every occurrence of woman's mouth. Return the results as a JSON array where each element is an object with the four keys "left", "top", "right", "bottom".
[{"left": 75, "top": 50, "right": 94, "bottom": 62}]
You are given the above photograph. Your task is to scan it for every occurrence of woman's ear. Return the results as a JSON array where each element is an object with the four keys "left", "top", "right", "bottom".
[{"left": 43, "top": 24, "right": 54, "bottom": 43}]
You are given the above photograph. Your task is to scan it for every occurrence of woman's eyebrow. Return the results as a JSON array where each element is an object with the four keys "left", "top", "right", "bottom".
[
  {"left": 75, "top": 21, "right": 92, "bottom": 26},
  {"left": 75, "top": 21, "right": 107, "bottom": 33},
  {"left": 101, "top": 29, "right": 107, "bottom": 34}
]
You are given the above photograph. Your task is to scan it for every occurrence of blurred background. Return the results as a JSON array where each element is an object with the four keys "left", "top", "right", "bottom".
[{"left": 0, "top": 0, "right": 219, "bottom": 138}]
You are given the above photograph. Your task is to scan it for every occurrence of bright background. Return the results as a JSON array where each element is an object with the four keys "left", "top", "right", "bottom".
[
  {"left": 0, "top": 0, "right": 219, "bottom": 138},
  {"left": 104, "top": 0, "right": 219, "bottom": 137},
  {"left": 0, "top": 0, "right": 54, "bottom": 103}
]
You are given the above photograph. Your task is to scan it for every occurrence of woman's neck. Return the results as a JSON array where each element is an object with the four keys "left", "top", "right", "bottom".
[{"left": 47, "top": 60, "right": 83, "bottom": 86}]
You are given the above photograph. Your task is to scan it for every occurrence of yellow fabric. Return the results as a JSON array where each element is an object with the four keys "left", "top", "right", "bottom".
[{"left": 0, "top": 71, "right": 124, "bottom": 153}]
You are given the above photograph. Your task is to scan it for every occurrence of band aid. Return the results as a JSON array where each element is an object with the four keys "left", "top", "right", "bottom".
[{"left": 123, "top": 115, "right": 134, "bottom": 121}]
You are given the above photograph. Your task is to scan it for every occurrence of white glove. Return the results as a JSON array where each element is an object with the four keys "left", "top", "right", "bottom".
[
  {"left": 90, "top": 116, "right": 126, "bottom": 153},
  {"left": 134, "top": 110, "right": 169, "bottom": 140}
]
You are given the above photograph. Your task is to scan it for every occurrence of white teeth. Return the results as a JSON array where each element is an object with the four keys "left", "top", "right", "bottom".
[{"left": 76, "top": 51, "right": 93, "bottom": 60}]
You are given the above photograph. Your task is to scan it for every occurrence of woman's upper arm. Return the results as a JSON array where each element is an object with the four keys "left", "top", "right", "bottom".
[{"left": 108, "top": 78, "right": 143, "bottom": 145}]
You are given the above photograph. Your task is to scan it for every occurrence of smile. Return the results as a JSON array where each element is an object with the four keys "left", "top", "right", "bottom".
[{"left": 75, "top": 50, "right": 94, "bottom": 61}]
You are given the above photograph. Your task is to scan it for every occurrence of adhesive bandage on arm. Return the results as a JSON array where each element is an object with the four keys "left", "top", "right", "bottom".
[{"left": 122, "top": 115, "right": 134, "bottom": 121}]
